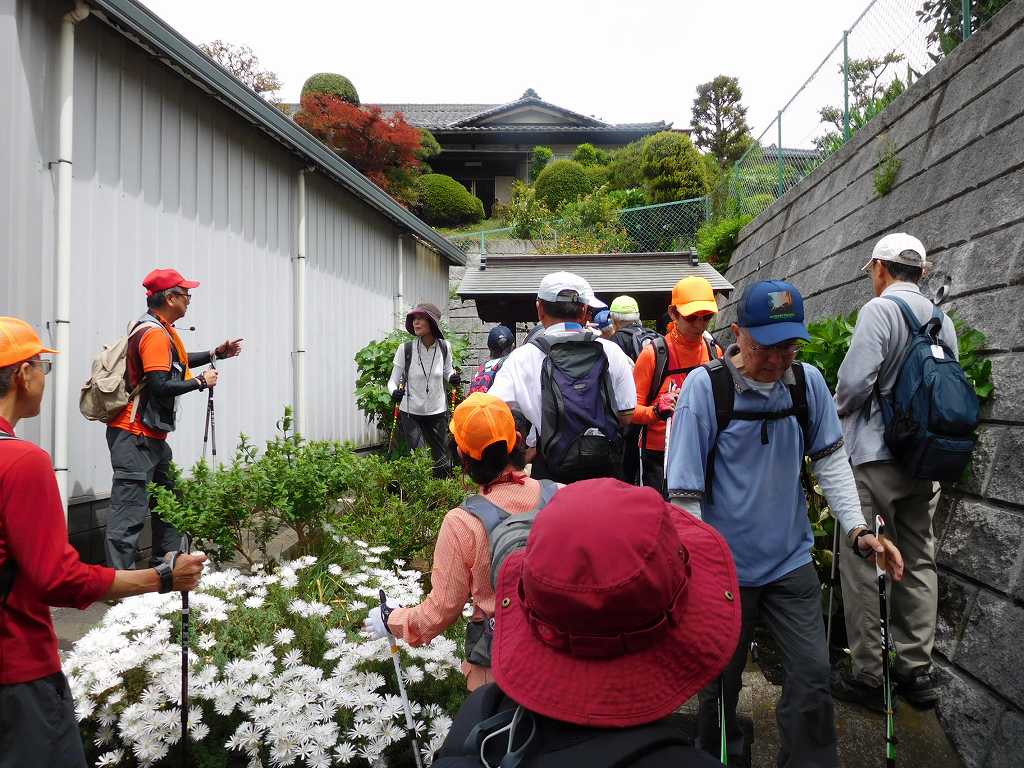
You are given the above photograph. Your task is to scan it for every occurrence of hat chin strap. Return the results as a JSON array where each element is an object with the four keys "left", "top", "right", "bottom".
[{"left": 470, "top": 705, "right": 537, "bottom": 768}]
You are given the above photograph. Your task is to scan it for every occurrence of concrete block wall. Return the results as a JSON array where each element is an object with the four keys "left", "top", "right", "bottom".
[{"left": 719, "top": 4, "right": 1024, "bottom": 765}]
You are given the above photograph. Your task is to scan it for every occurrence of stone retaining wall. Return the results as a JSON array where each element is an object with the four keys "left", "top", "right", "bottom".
[{"left": 719, "top": 4, "right": 1024, "bottom": 765}]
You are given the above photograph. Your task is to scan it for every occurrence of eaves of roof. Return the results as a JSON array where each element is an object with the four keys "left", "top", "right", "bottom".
[
  {"left": 433, "top": 124, "right": 669, "bottom": 134},
  {"left": 448, "top": 96, "right": 610, "bottom": 128},
  {"left": 86, "top": 0, "right": 465, "bottom": 266}
]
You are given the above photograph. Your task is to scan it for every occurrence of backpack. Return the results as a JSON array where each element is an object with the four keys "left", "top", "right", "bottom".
[
  {"left": 646, "top": 332, "right": 721, "bottom": 405},
  {"left": 468, "top": 357, "right": 506, "bottom": 395},
  {"left": 433, "top": 684, "right": 701, "bottom": 768},
  {"left": 460, "top": 480, "right": 560, "bottom": 667},
  {"left": 875, "top": 296, "right": 979, "bottom": 479},
  {"left": 617, "top": 326, "right": 661, "bottom": 362},
  {"left": 530, "top": 333, "right": 624, "bottom": 483},
  {"left": 79, "top": 316, "right": 166, "bottom": 423},
  {"left": 701, "top": 359, "right": 811, "bottom": 504},
  {"left": 0, "top": 432, "right": 20, "bottom": 604}
]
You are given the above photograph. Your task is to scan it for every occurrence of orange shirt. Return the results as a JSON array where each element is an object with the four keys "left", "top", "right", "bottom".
[
  {"left": 108, "top": 318, "right": 191, "bottom": 440},
  {"left": 387, "top": 474, "right": 548, "bottom": 691},
  {"left": 632, "top": 325, "right": 719, "bottom": 452}
]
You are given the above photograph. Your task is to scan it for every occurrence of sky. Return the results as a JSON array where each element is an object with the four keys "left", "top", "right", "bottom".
[{"left": 139, "top": 0, "right": 935, "bottom": 150}]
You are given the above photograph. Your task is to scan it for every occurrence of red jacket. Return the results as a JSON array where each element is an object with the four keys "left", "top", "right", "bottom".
[{"left": 0, "top": 417, "right": 114, "bottom": 684}]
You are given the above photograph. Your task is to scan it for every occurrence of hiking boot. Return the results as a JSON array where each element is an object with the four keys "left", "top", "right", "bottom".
[
  {"left": 831, "top": 668, "right": 887, "bottom": 713},
  {"left": 896, "top": 669, "right": 940, "bottom": 708}
]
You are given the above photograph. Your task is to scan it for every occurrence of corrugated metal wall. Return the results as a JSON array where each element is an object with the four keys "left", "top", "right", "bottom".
[{"left": 0, "top": 1, "right": 452, "bottom": 502}]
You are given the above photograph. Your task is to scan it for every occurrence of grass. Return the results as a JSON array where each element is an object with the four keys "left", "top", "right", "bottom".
[{"left": 436, "top": 217, "right": 507, "bottom": 238}]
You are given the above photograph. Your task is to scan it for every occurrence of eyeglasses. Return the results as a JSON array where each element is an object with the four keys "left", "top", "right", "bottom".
[
  {"left": 680, "top": 313, "right": 713, "bottom": 323},
  {"left": 170, "top": 290, "right": 192, "bottom": 301},
  {"left": 748, "top": 341, "right": 804, "bottom": 356},
  {"left": 28, "top": 360, "right": 52, "bottom": 375}
]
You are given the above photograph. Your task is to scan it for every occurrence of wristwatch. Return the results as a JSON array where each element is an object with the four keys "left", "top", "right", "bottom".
[
  {"left": 851, "top": 527, "right": 873, "bottom": 559},
  {"left": 155, "top": 551, "right": 181, "bottom": 593}
]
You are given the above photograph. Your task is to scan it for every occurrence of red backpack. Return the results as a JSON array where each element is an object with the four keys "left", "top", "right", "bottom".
[{"left": 468, "top": 357, "right": 506, "bottom": 394}]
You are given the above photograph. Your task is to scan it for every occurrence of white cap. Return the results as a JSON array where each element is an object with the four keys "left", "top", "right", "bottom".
[
  {"left": 862, "top": 233, "right": 929, "bottom": 272},
  {"left": 537, "top": 271, "right": 605, "bottom": 309}
]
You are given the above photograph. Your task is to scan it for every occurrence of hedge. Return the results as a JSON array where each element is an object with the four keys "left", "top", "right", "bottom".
[
  {"left": 416, "top": 174, "right": 485, "bottom": 227},
  {"left": 534, "top": 159, "right": 593, "bottom": 212},
  {"left": 301, "top": 72, "right": 360, "bottom": 105}
]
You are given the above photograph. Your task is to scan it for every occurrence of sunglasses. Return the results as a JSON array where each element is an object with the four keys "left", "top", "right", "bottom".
[{"left": 28, "top": 359, "right": 53, "bottom": 375}]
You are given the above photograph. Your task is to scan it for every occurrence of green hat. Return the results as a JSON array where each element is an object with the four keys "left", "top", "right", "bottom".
[{"left": 610, "top": 295, "right": 640, "bottom": 320}]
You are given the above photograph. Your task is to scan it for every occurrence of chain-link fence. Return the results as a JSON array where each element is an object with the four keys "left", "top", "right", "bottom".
[
  {"left": 721, "top": 0, "right": 987, "bottom": 217},
  {"left": 446, "top": 197, "right": 711, "bottom": 255}
]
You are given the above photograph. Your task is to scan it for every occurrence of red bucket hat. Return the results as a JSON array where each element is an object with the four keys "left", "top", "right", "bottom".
[{"left": 492, "top": 479, "right": 741, "bottom": 727}]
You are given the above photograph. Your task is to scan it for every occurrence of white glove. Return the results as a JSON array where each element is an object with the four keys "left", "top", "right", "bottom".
[{"left": 363, "top": 600, "right": 398, "bottom": 640}]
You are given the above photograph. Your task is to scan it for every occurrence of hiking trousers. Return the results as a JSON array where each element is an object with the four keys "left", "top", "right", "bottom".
[
  {"left": 840, "top": 460, "right": 940, "bottom": 684},
  {"left": 697, "top": 562, "right": 838, "bottom": 768},
  {"left": 0, "top": 673, "right": 87, "bottom": 768},
  {"left": 105, "top": 427, "right": 182, "bottom": 569},
  {"left": 400, "top": 411, "right": 451, "bottom": 477}
]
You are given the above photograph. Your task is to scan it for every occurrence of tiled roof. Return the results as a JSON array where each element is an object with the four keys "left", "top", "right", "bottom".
[
  {"left": 448, "top": 96, "right": 609, "bottom": 128},
  {"left": 431, "top": 123, "right": 668, "bottom": 133},
  {"left": 370, "top": 104, "right": 499, "bottom": 129}
]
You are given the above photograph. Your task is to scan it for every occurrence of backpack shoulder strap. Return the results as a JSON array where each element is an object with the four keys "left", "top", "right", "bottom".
[
  {"left": 402, "top": 341, "right": 413, "bottom": 386},
  {"left": 530, "top": 335, "right": 553, "bottom": 356},
  {"left": 703, "top": 358, "right": 734, "bottom": 505},
  {"left": 647, "top": 336, "right": 670, "bottom": 403},
  {"left": 535, "top": 479, "right": 560, "bottom": 509},
  {"left": 703, "top": 331, "right": 721, "bottom": 359},
  {"left": 461, "top": 494, "right": 511, "bottom": 535},
  {"left": 788, "top": 362, "right": 812, "bottom": 453},
  {"left": 442, "top": 339, "right": 451, "bottom": 368},
  {"left": 884, "top": 295, "right": 923, "bottom": 334}
]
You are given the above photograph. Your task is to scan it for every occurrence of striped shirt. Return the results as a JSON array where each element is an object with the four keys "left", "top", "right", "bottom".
[{"left": 387, "top": 474, "right": 548, "bottom": 690}]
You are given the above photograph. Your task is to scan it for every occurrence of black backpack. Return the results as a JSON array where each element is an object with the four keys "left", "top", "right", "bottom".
[
  {"left": 530, "top": 333, "right": 624, "bottom": 483},
  {"left": 646, "top": 333, "right": 722, "bottom": 405},
  {"left": 460, "top": 480, "right": 560, "bottom": 667},
  {"left": 701, "top": 359, "right": 811, "bottom": 503},
  {"left": 433, "top": 684, "right": 709, "bottom": 768},
  {"left": 616, "top": 326, "right": 662, "bottom": 362}
]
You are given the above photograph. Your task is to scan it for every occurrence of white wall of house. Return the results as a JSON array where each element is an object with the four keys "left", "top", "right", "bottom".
[{"left": 0, "top": 0, "right": 452, "bottom": 503}]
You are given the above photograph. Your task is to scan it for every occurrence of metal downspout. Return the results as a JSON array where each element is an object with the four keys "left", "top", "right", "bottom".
[
  {"left": 53, "top": 0, "right": 90, "bottom": 514},
  {"left": 396, "top": 235, "right": 404, "bottom": 329},
  {"left": 293, "top": 169, "right": 307, "bottom": 437}
]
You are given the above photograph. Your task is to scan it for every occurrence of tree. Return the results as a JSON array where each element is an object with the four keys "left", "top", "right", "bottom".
[
  {"left": 199, "top": 40, "right": 282, "bottom": 99},
  {"left": 815, "top": 53, "right": 907, "bottom": 154},
  {"left": 917, "top": 0, "right": 1011, "bottom": 59},
  {"left": 606, "top": 139, "right": 646, "bottom": 192},
  {"left": 530, "top": 146, "right": 553, "bottom": 181},
  {"left": 691, "top": 75, "right": 752, "bottom": 168},
  {"left": 295, "top": 95, "right": 427, "bottom": 207},
  {"left": 301, "top": 73, "right": 360, "bottom": 105},
  {"left": 640, "top": 132, "right": 709, "bottom": 203}
]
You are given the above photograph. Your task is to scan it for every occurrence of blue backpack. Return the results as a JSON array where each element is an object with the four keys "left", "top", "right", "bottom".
[
  {"left": 876, "top": 296, "right": 979, "bottom": 480},
  {"left": 530, "top": 332, "right": 624, "bottom": 483}
]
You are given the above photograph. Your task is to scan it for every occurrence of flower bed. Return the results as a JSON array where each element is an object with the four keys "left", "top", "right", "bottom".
[{"left": 65, "top": 542, "right": 467, "bottom": 767}]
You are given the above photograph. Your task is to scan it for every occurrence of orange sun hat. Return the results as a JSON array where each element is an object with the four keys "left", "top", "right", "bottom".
[
  {"left": 449, "top": 392, "right": 518, "bottom": 460},
  {"left": 0, "top": 317, "right": 57, "bottom": 367}
]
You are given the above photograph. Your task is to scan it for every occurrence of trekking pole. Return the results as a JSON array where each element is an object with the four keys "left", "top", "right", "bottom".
[
  {"left": 825, "top": 517, "right": 840, "bottom": 655},
  {"left": 178, "top": 533, "right": 192, "bottom": 768},
  {"left": 202, "top": 358, "right": 217, "bottom": 464},
  {"left": 876, "top": 515, "right": 896, "bottom": 768},
  {"left": 379, "top": 589, "right": 425, "bottom": 768},
  {"left": 662, "top": 383, "right": 679, "bottom": 495},
  {"left": 718, "top": 676, "right": 728, "bottom": 765}
]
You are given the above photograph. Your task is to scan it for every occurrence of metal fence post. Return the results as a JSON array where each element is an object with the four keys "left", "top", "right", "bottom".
[
  {"left": 479, "top": 230, "right": 485, "bottom": 256},
  {"left": 843, "top": 31, "right": 851, "bottom": 142},
  {"left": 776, "top": 111, "right": 784, "bottom": 199},
  {"left": 962, "top": 0, "right": 972, "bottom": 41}
]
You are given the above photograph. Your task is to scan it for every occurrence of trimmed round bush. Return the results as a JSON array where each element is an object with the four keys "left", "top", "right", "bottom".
[
  {"left": 640, "top": 131, "right": 708, "bottom": 203},
  {"left": 301, "top": 72, "right": 360, "bottom": 105},
  {"left": 534, "top": 159, "right": 593, "bottom": 212},
  {"left": 416, "top": 174, "right": 485, "bottom": 227}
]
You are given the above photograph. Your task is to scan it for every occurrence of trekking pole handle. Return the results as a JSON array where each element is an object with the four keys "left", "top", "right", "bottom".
[
  {"left": 874, "top": 514, "right": 887, "bottom": 579},
  {"left": 379, "top": 589, "right": 396, "bottom": 640}
]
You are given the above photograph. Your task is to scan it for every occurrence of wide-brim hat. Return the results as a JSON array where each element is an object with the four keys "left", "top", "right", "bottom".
[
  {"left": 405, "top": 303, "right": 444, "bottom": 339},
  {"left": 492, "top": 479, "right": 741, "bottom": 728}
]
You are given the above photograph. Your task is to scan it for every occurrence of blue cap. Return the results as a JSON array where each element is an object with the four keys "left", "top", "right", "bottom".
[
  {"left": 594, "top": 309, "right": 612, "bottom": 329},
  {"left": 487, "top": 325, "right": 515, "bottom": 354},
  {"left": 736, "top": 280, "right": 811, "bottom": 346}
]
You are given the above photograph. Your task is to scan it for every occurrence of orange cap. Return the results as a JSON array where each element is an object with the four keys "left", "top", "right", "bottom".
[
  {"left": 449, "top": 392, "right": 518, "bottom": 460},
  {"left": 0, "top": 317, "right": 57, "bottom": 367},
  {"left": 671, "top": 276, "right": 719, "bottom": 317}
]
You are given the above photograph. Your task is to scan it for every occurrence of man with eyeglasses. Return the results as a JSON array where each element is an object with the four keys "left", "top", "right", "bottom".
[
  {"left": 104, "top": 269, "right": 242, "bottom": 569},
  {"left": 0, "top": 317, "right": 207, "bottom": 768},
  {"left": 664, "top": 280, "right": 904, "bottom": 768}
]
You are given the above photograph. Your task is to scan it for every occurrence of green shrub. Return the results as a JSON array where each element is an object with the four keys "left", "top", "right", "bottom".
[
  {"left": 696, "top": 213, "right": 753, "bottom": 270},
  {"left": 606, "top": 139, "right": 646, "bottom": 192},
  {"left": 540, "top": 186, "right": 631, "bottom": 255},
  {"left": 415, "top": 173, "right": 485, "bottom": 226},
  {"left": 300, "top": 72, "right": 360, "bottom": 104},
  {"left": 572, "top": 142, "right": 609, "bottom": 166},
  {"left": 583, "top": 163, "right": 611, "bottom": 189},
  {"left": 873, "top": 137, "right": 901, "bottom": 197},
  {"left": 640, "top": 131, "right": 709, "bottom": 203},
  {"left": 529, "top": 146, "right": 553, "bottom": 181},
  {"left": 501, "top": 181, "right": 553, "bottom": 238},
  {"left": 534, "top": 159, "right": 593, "bottom": 212}
]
